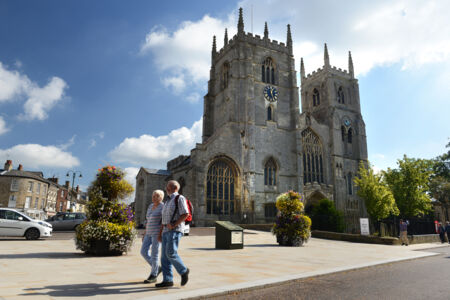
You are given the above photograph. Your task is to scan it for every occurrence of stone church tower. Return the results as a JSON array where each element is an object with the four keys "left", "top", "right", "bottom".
[{"left": 134, "top": 8, "right": 368, "bottom": 232}]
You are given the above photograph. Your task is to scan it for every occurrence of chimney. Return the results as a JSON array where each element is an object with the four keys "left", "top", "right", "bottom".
[
  {"left": 65, "top": 181, "right": 70, "bottom": 189},
  {"left": 47, "top": 177, "right": 59, "bottom": 184},
  {"left": 76, "top": 185, "right": 79, "bottom": 193},
  {"left": 4, "top": 160, "right": 12, "bottom": 171},
  {"left": 18, "top": 164, "right": 23, "bottom": 171}
]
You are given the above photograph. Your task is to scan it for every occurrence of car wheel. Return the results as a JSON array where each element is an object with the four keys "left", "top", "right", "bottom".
[{"left": 25, "top": 228, "right": 40, "bottom": 240}]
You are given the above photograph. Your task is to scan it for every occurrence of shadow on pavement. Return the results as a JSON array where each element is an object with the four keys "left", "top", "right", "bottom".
[
  {"left": 0, "top": 252, "right": 87, "bottom": 259},
  {"left": 21, "top": 282, "right": 179, "bottom": 297},
  {"left": 244, "top": 244, "right": 280, "bottom": 247}
]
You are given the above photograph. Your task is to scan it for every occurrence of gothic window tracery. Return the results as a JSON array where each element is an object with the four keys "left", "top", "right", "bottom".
[
  {"left": 206, "top": 159, "right": 236, "bottom": 215},
  {"left": 221, "top": 62, "right": 230, "bottom": 90},
  {"left": 302, "top": 129, "right": 324, "bottom": 184},
  {"left": 341, "top": 126, "right": 346, "bottom": 142},
  {"left": 262, "top": 57, "right": 275, "bottom": 84},
  {"left": 313, "top": 88, "right": 320, "bottom": 106},
  {"left": 348, "top": 128, "right": 353, "bottom": 144},
  {"left": 264, "top": 158, "right": 277, "bottom": 186}
]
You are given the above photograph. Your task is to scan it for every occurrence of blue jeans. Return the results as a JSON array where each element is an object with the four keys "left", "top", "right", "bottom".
[
  {"left": 161, "top": 230, "right": 188, "bottom": 282},
  {"left": 140, "top": 235, "right": 160, "bottom": 276}
]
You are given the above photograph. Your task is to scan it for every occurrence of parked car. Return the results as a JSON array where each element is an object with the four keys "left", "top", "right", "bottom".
[
  {"left": 46, "top": 212, "right": 86, "bottom": 231},
  {"left": 0, "top": 208, "right": 52, "bottom": 240}
]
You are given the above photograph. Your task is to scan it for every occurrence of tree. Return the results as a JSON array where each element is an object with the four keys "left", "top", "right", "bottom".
[
  {"left": 384, "top": 155, "right": 433, "bottom": 218},
  {"left": 354, "top": 161, "right": 399, "bottom": 222},
  {"left": 309, "top": 198, "right": 345, "bottom": 233},
  {"left": 429, "top": 140, "right": 450, "bottom": 220}
]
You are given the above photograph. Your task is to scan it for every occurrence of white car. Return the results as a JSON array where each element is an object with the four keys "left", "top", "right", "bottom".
[{"left": 0, "top": 208, "right": 52, "bottom": 240}]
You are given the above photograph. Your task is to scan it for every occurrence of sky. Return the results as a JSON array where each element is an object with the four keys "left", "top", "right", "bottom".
[{"left": 1, "top": 0, "right": 449, "bottom": 203}]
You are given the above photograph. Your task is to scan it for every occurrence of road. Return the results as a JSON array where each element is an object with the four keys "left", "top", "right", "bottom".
[{"left": 209, "top": 245, "right": 450, "bottom": 300}]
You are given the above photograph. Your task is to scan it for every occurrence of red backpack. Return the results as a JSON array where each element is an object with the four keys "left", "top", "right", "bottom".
[{"left": 172, "top": 195, "right": 193, "bottom": 225}]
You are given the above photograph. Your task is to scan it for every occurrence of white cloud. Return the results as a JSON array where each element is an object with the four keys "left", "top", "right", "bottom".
[
  {"left": 141, "top": 0, "right": 450, "bottom": 92},
  {"left": 185, "top": 92, "right": 201, "bottom": 104},
  {"left": 0, "top": 144, "right": 80, "bottom": 169},
  {"left": 109, "top": 118, "right": 203, "bottom": 168},
  {"left": 162, "top": 75, "right": 186, "bottom": 94},
  {"left": 0, "top": 62, "right": 30, "bottom": 103},
  {"left": 58, "top": 135, "right": 76, "bottom": 151},
  {"left": 0, "top": 116, "right": 8, "bottom": 135},
  {"left": 88, "top": 132, "right": 105, "bottom": 149},
  {"left": 0, "top": 62, "right": 68, "bottom": 121},
  {"left": 120, "top": 167, "right": 139, "bottom": 205},
  {"left": 20, "top": 77, "right": 68, "bottom": 121},
  {"left": 140, "top": 14, "right": 236, "bottom": 95}
]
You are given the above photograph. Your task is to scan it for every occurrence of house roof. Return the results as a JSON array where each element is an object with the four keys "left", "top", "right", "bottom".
[{"left": 0, "top": 169, "right": 48, "bottom": 182}]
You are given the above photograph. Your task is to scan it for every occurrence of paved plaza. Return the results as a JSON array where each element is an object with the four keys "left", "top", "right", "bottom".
[{"left": 0, "top": 229, "right": 445, "bottom": 300}]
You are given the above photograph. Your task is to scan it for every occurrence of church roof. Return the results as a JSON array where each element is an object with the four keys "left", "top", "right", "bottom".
[{"left": 142, "top": 168, "right": 171, "bottom": 176}]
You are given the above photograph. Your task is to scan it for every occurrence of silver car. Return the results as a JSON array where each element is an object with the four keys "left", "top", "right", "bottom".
[
  {"left": 0, "top": 208, "right": 53, "bottom": 240},
  {"left": 46, "top": 212, "right": 86, "bottom": 231}
]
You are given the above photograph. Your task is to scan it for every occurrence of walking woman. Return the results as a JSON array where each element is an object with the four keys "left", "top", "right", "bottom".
[{"left": 140, "top": 189, "right": 165, "bottom": 283}]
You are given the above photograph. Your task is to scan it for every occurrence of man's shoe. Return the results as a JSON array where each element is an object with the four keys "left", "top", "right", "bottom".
[
  {"left": 144, "top": 274, "right": 157, "bottom": 284},
  {"left": 181, "top": 268, "right": 189, "bottom": 286},
  {"left": 155, "top": 281, "right": 174, "bottom": 288}
]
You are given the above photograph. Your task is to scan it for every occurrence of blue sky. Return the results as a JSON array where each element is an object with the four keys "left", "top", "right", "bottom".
[{"left": 1, "top": 0, "right": 449, "bottom": 201}]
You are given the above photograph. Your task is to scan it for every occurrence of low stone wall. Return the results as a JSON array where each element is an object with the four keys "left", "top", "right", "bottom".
[
  {"left": 409, "top": 234, "right": 441, "bottom": 244},
  {"left": 312, "top": 230, "right": 399, "bottom": 245},
  {"left": 312, "top": 230, "right": 442, "bottom": 245}
]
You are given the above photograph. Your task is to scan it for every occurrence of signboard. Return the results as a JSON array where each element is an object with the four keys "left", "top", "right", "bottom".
[
  {"left": 360, "top": 218, "right": 370, "bottom": 235},
  {"left": 231, "top": 231, "right": 243, "bottom": 244}
]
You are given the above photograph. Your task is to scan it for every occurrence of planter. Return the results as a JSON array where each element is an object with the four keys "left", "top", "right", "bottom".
[
  {"left": 88, "top": 240, "right": 123, "bottom": 256},
  {"left": 277, "top": 234, "right": 304, "bottom": 247}
]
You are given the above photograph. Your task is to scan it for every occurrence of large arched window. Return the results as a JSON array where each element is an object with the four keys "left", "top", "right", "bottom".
[
  {"left": 347, "top": 128, "right": 353, "bottom": 144},
  {"left": 313, "top": 89, "right": 320, "bottom": 106},
  {"left": 262, "top": 57, "right": 275, "bottom": 84},
  {"left": 264, "top": 158, "right": 277, "bottom": 186},
  {"left": 337, "top": 86, "right": 345, "bottom": 104},
  {"left": 206, "top": 159, "right": 236, "bottom": 215},
  {"left": 221, "top": 62, "right": 230, "bottom": 90},
  {"left": 302, "top": 129, "right": 324, "bottom": 184},
  {"left": 341, "top": 126, "right": 346, "bottom": 142}
]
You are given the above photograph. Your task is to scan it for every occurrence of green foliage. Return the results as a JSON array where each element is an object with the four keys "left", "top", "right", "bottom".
[
  {"left": 75, "top": 165, "right": 136, "bottom": 254},
  {"left": 354, "top": 161, "right": 399, "bottom": 221},
  {"left": 384, "top": 155, "right": 433, "bottom": 218},
  {"left": 432, "top": 140, "right": 450, "bottom": 180},
  {"left": 309, "top": 198, "right": 345, "bottom": 233},
  {"left": 272, "top": 191, "right": 311, "bottom": 242}
]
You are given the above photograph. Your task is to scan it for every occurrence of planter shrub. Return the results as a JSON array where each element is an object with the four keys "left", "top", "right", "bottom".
[{"left": 272, "top": 191, "right": 311, "bottom": 246}]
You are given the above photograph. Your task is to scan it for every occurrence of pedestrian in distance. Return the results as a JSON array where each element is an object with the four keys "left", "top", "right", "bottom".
[
  {"left": 446, "top": 221, "right": 450, "bottom": 244},
  {"left": 155, "top": 180, "right": 190, "bottom": 288},
  {"left": 438, "top": 222, "right": 446, "bottom": 243},
  {"left": 140, "top": 190, "right": 165, "bottom": 283},
  {"left": 399, "top": 219, "right": 409, "bottom": 246}
]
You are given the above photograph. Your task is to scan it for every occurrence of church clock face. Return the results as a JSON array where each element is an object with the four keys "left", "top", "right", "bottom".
[{"left": 263, "top": 86, "right": 278, "bottom": 102}]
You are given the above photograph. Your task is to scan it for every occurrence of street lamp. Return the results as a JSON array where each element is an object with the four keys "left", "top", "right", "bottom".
[{"left": 66, "top": 170, "right": 82, "bottom": 212}]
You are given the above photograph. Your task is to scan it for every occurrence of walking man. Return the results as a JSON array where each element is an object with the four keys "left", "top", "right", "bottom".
[
  {"left": 399, "top": 219, "right": 409, "bottom": 246},
  {"left": 156, "top": 180, "right": 190, "bottom": 288}
]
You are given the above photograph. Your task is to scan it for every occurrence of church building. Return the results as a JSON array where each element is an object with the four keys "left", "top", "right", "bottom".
[{"left": 135, "top": 8, "right": 368, "bottom": 232}]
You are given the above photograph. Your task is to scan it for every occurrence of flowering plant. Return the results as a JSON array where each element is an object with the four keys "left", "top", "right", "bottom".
[
  {"left": 75, "top": 165, "right": 136, "bottom": 255},
  {"left": 272, "top": 191, "right": 312, "bottom": 245}
]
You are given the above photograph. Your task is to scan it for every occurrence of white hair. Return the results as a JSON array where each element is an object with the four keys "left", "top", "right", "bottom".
[{"left": 152, "top": 189, "right": 164, "bottom": 200}]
